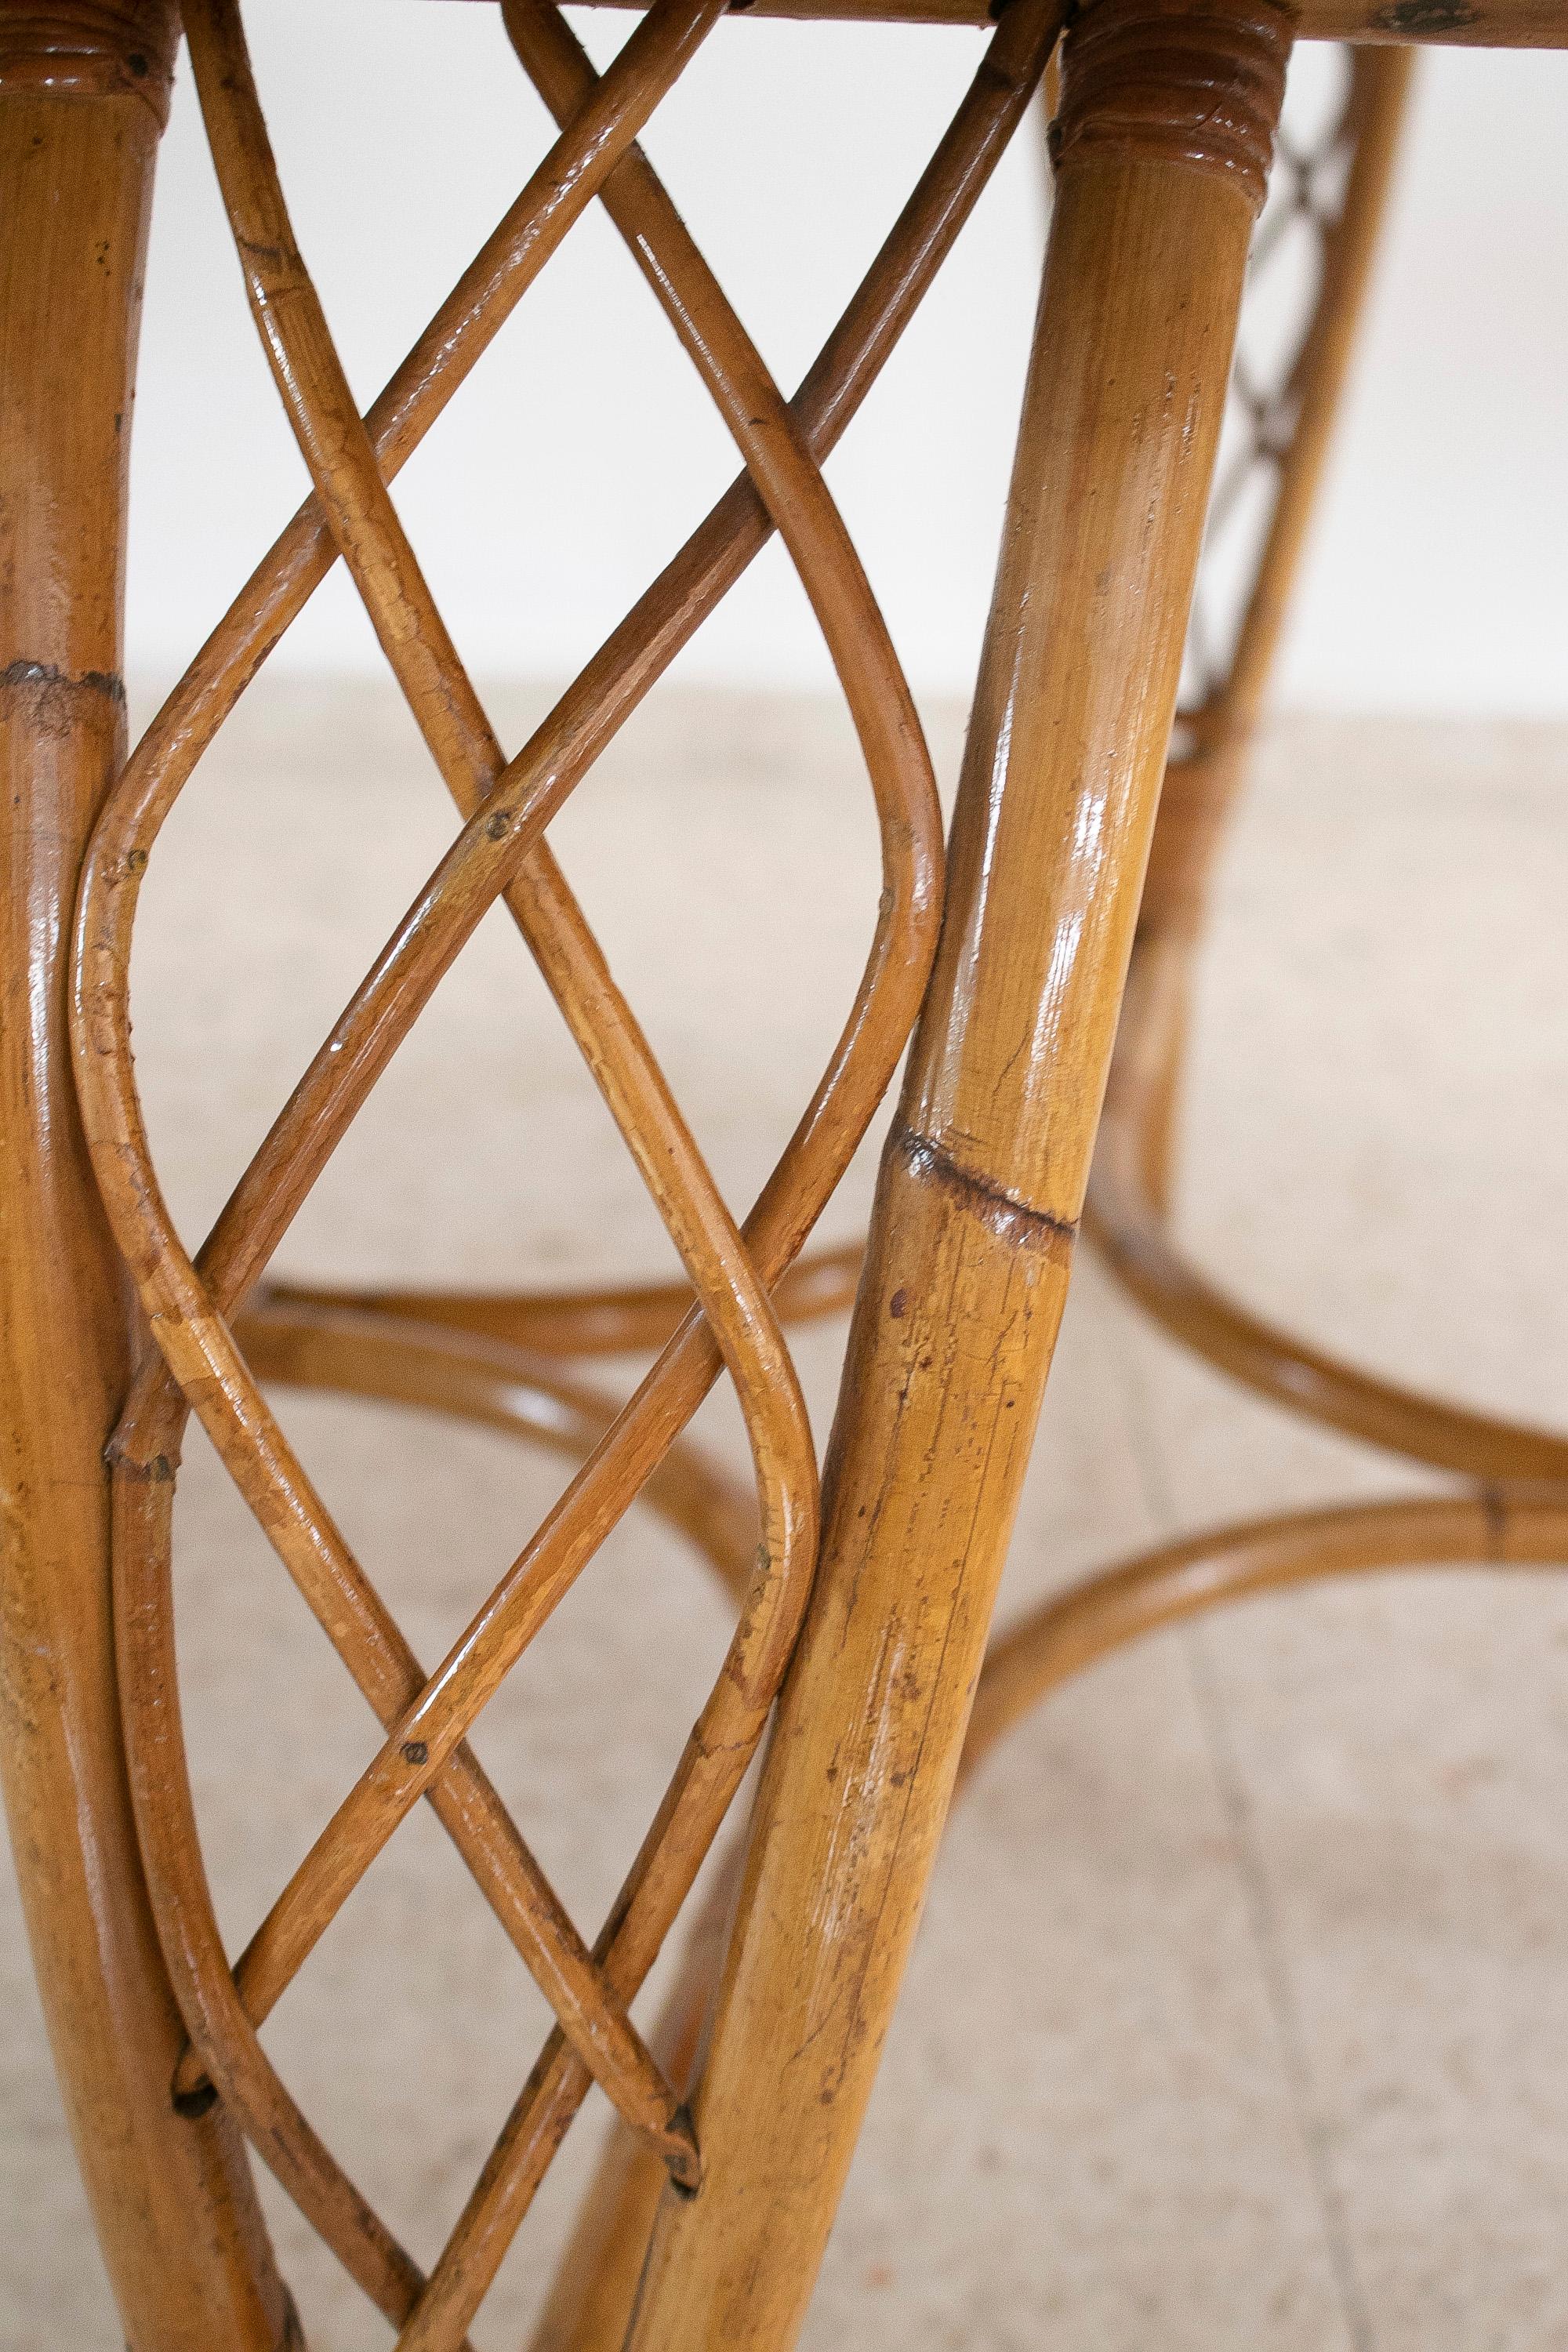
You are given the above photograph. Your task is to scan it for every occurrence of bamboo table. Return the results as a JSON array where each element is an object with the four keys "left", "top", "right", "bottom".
[{"left": 2, "top": 2, "right": 1564, "bottom": 2347}]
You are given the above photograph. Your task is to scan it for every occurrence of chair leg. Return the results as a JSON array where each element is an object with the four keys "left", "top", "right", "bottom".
[
  {"left": 622, "top": 5, "right": 1290, "bottom": 2345},
  {"left": 1127, "top": 46, "right": 1413, "bottom": 1212},
  {"left": 0, "top": 10, "right": 293, "bottom": 2346}
]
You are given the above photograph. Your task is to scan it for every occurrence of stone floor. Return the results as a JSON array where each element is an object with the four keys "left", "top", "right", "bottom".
[{"left": 4, "top": 688, "right": 1567, "bottom": 2350}]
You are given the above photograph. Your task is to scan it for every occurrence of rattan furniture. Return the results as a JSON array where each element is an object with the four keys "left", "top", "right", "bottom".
[{"left": 2, "top": 2, "right": 1563, "bottom": 2346}]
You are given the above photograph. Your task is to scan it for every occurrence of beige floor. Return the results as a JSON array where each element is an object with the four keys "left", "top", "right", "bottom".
[{"left": 4, "top": 688, "right": 1568, "bottom": 2350}]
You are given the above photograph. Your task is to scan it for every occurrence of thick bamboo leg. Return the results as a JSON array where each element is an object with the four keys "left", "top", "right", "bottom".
[
  {"left": 622, "top": 6, "right": 1289, "bottom": 2346},
  {"left": 0, "top": 9, "right": 293, "bottom": 2346}
]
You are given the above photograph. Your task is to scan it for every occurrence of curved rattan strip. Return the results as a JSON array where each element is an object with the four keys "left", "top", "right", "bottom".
[
  {"left": 77, "top": 0, "right": 1051, "bottom": 1372},
  {"left": 173, "top": 0, "right": 820, "bottom": 2121},
  {"left": 76, "top": 0, "right": 1044, "bottom": 2089},
  {"left": 225, "top": 0, "right": 966, "bottom": 2039},
  {"left": 263, "top": 1239, "right": 867, "bottom": 1362},
  {"left": 111, "top": 1352, "right": 697, "bottom": 2289},
  {"left": 73, "top": 1, "right": 1058, "bottom": 2318},
  {"left": 78, "top": 0, "right": 738, "bottom": 2283},
  {"left": 96, "top": 0, "right": 728, "bottom": 2181},
  {"left": 176, "top": 0, "right": 809, "bottom": 1712},
  {"left": 170, "top": 0, "right": 949, "bottom": 2154},
  {"left": 234, "top": 1297, "right": 758, "bottom": 1601},
  {"left": 118, "top": 1308, "right": 744, "bottom": 2330},
  {"left": 961, "top": 1491, "right": 1568, "bottom": 1780},
  {"left": 502, "top": 0, "right": 935, "bottom": 815},
  {"left": 1089, "top": 936, "right": 1568, "bottom": 1483},
  {"left": 109, "top": 1416, "right": 473, "bottom": 2339},
  {"left": 162, "top": 0, "right": 968, "bottom": 2060},
  {"left": 112, "top": 1354, "right": 698, "bottom": 2281},
  {"left": 194, "top": 87, "right": 959, "bottom": 2352}
]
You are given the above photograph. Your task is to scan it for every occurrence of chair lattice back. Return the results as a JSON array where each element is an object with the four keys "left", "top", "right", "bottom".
[
  {"left": 66, "top": 2, "right": 1059, "bottom": 2346},
  {"left": 66, "top": 10, "right": 1381, "bottom": 2344},
  {"left": 1181, "top": 38, "right": 1377, "bottom": 725}
]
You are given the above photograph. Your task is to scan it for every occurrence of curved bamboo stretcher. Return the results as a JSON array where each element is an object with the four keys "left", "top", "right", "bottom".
[{"left": 2, "top": 1, "right": 1562, "bottom": 2345}]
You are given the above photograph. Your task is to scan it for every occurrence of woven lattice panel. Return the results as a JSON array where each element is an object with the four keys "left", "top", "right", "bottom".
[
  {"left": 64, "top": 4, "right": 1060, "bottom": 2347},
  {"left": 1181, "top": 38, "right": 1364, "bottom": 722}
]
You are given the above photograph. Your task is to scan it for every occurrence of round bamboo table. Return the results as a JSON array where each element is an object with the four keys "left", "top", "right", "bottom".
[{"left": 2, "top": 2, "right": 1564, "bottom": 2347}]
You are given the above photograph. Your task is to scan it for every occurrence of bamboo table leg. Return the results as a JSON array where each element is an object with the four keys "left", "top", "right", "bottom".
[
  {"left": 623, "top": 5, "right": 1290, "bottom": 2344},
  {"left": 0, "top": 8, "right": 292, "bottom": 2345}
]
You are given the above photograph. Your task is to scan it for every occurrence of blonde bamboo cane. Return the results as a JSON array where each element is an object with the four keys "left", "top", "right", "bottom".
[
  {"left": 0, "top": 6, "right": 294, "bottom": 2344},
  {"left": 622, "top": 5, "right": 1291, "bottom": 2343}
]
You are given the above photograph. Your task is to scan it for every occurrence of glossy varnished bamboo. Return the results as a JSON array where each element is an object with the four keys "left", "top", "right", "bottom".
[
  {"left": 620, "top": 7, "right": 1290, "bottom": 2344},
  {"left": 0, "top": 7, "right": 294, "bottom": 2347},
  {"left": 452, "top": 0, "right": 1568, "bottom": 45}
]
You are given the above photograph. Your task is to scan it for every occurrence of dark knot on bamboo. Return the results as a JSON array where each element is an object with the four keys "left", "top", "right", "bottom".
[
  {"left": 0, "top": 2, "right": 179, "bottom": 127},
  {"left": 1051, "top": 0, "right": 1292, "bottom": 216}
]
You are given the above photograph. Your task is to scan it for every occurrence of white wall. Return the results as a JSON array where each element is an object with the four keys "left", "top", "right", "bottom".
[
  {"left": 1281, "top": 44, "right": 1568, "bottom": 714},
  {"left": 125, "top": 3, "right": 1568, "bottom": 713}
]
